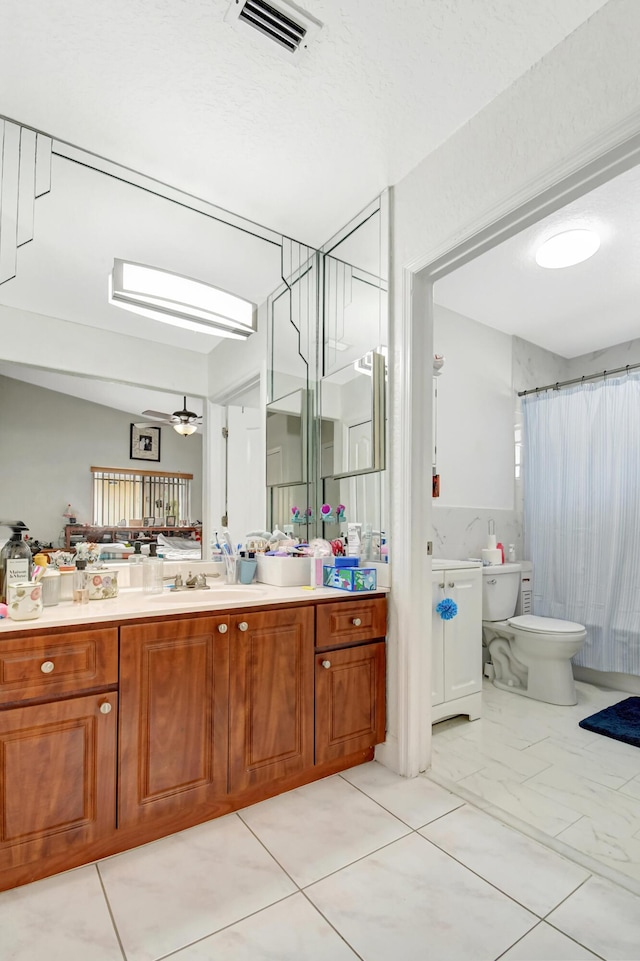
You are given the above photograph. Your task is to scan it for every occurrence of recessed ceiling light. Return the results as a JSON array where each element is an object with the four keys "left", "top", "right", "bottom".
[{"left": 535, "top": 229, "right": 600, "bottom": 269}]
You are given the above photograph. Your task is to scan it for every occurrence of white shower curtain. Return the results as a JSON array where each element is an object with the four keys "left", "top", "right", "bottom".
[{"left": 522, "top": 372, "right": 640, "bottom": 674}]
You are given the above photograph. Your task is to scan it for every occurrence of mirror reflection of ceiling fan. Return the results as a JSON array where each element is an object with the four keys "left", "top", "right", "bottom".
[{"left": 135, "top": 396, "right": 203, "bottom": 436}]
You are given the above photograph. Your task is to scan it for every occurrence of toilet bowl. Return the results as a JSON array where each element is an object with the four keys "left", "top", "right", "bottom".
[{"left": 482, "top": 565, "right": 587, "bottom": 706}]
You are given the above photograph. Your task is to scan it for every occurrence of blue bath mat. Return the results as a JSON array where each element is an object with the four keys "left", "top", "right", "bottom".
[{"left": 579, "top": 697, "right": 640, "bottom": 748}]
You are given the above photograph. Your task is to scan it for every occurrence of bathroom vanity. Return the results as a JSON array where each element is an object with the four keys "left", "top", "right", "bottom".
[
  {"left": 431, "top": 560, "right": 482, "bottom": 723},
  {"left": 0, "top": 587, "right": 387, "bottom": 892}
]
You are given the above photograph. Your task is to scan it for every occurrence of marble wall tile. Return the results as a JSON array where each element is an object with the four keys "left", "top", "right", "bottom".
[{"left": 432, "top": 506, "right": 523, "bottom": 561}]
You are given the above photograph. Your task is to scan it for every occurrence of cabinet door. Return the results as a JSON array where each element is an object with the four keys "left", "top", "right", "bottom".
[
  {"left": 0, "top": 692, "right": 117, "bottom": 870},
  {"left": 119, "top": 616, "right": 229, "bottom": 828},
  {"left": 442, "top": 570, "right": 482, "bottom": 701},
  {"left": 229, "top": 606, "right": 314, "bottom": 793},
  {"left": 431, "top": 572, "right": 445, "bottom": 705},
  {"left": 315, "top": 641, "right": 386, "bottom": 765}
]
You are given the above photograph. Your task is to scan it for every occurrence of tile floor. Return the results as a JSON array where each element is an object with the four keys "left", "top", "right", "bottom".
[
  {"left": 430, "top": 679, "right": 640, "bottom": 892},
  {"left": 3, "top": 745, "right": 640, "bottom": 959}
]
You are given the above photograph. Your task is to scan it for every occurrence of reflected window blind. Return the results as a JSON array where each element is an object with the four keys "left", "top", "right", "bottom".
[{"left": 91, "top": 467, "right": 192, "bottom": 525}]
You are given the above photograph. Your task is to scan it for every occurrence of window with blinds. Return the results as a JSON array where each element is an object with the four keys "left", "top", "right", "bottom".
[{"left": 91, "top": 467, "right": 193, "bottom": 525}]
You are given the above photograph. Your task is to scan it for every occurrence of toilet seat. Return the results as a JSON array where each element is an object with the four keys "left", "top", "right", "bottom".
[{"left": 507, "top": 614, "right": 585, "bottom": 636}]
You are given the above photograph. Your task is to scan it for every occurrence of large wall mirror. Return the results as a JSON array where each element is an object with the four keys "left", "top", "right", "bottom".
[
  {"left": 320, "top": 350, "right": 386, "bottom": 478},
  {"left": 0, "top": 118, "right": 294, "bottom": 553}
]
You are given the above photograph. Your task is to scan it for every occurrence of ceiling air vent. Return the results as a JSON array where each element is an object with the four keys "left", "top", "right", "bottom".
[{"left": 226, "top": 0, "right": 322, "bottom": 58}]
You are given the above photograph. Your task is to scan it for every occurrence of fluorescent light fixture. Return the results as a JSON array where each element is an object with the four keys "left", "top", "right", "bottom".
[
  {"left": 173, "top": 422, "right": 198, "bottom": 436},
  {"left": 535, "top": 229, "right": 600, "bottom": 269},
  {"left": 109, "top": 260, "right": 257, "bottom": 340}
]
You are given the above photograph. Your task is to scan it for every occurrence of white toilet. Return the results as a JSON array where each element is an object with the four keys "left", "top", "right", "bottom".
[{"left": 482, "top": 563, "right": 587, "bottom": 706}]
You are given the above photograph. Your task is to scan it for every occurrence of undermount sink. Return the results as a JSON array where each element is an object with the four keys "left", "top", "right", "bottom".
[{"left": 148, "top": 587, "right": 269, "bottom": 604}]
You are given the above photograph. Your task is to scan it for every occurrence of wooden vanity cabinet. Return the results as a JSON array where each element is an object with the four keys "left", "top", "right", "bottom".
[
  {"left": 0, "top": 626, "right": 118, "bottom": 875},
  {"left": 229, "top": 606, "right": 314, "bottom": 793},
  {"left": 118, "top": 615, "right": 230, "bottom": 828}
]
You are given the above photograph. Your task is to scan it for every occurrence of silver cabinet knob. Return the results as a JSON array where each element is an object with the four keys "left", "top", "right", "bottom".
[
  {"left": 352, "top": 618, "right": 362, "bottom": 627},
  {"left": 99, "top": 702, "right": 112, "bottom": 714},
  {"left": 439, "top": 582, "right": 445, "bottom": 589},
  {"left": 238, "top": 621, "right": 249, "bottom": 632},
  {"left": 448, "top": 582, "right": 455, "bottom": 588},
  {"left": 321, "top": 660, "right": 331, "bottom": 669},
  {"left": 40, "top": 661, "right": 55, "bottom": 674},
  {"left": 218, "top": 623, "right": 228, "bottom": 633}
]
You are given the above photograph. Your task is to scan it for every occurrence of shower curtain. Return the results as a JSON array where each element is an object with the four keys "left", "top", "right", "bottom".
[{"left": 522, "top": 372, "right": 640, "bottom": 674}]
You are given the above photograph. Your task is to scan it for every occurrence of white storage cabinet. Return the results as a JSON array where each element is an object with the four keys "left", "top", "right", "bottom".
[{"left": 431, "top": 563, "right": 482, "bottom": 723}]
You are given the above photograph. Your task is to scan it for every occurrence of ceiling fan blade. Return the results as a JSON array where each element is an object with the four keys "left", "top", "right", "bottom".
[
  {"left": 134, "top": 421, "right": 170, "bottom": 428},
  {"left": 141, "top": 408, "right": 173, "bottom": 420}
]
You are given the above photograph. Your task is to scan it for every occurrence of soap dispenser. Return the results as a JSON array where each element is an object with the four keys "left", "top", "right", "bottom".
[
  {"left": 0, "top": 521, "right": 33, "bottom": 603},
  {"left": 128, "top": 541, "right": 145, "bottom": 589},
  {"left": 144, "top": 543, "right": 163, "bottom": 594}
]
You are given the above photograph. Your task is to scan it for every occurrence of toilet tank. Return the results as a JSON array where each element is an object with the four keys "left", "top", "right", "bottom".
[{"left": 482, "top": 563, "right": 522, "bottom": 620}]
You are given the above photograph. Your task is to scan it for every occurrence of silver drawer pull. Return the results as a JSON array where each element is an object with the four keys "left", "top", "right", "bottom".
[
  {"left": 99, "top": 702, "right": 112, "bottom": 715},
  {"left": 238, "top": 621, "right": 249, "bottom": 632},
  {"left": 321, "top": 660, "right": 331, "bottom": 669},
  {"left": 352, "top": 618, "right": 362, "bottom": 627},
  {"left": 40, "top": 661, "right": 55, "bottom": 674},
  {"left": 218, "top": 624, "right": 228, "bottom": 634},
  {"left": 448, "top": 582, "right": 455, "bottom": 588}
]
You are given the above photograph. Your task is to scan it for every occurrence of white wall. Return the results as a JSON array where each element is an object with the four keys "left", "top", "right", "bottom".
[
  {"left": 566, "top": 337, "right": 640, "bottom": 378},
  {"left": 0, "top": 375, "right": 202, "bottom": 544}
]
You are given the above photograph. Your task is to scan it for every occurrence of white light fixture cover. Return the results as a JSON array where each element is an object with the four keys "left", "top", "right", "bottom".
[
  {"left": 173, "top": 422, "right": 198, "bottom": 436},
  {"left": 109, "top": 260, "right": 257, "bottom": 339},
  {"left": 535, "top": 229, "right": 600, "bottom": 269}
]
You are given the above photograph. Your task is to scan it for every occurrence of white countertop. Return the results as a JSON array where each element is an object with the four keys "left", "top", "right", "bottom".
[
  {"left": 432, "top": 559, "right": 482, "bottom": 570},
  {"left": 0, "top": 584, "right": 388, "bottom": 634}
]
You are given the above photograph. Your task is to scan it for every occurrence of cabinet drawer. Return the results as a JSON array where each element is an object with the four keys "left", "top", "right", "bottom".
[
  {"left": 0, "top": 628, "right": 118, "bottom": 705},
  {"left": 316, "top": 597, "right": 387, "bottom": 650}
]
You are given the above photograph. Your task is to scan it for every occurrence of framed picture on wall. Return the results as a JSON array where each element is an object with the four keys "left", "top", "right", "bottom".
[
  {"left": 130, "top": 424, "right": 161, "bottom": 462},
  {"left": 143, "top": 516, "right": 154, "bottom": 527},
  {"left": 166, "top": 515, "right": 176, "bottom": 527}
]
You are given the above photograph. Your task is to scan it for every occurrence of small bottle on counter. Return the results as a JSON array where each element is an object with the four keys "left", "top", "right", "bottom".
[
  {"left": 128, "top": 541, "right": 145, "bottom": 589},
  {"left": 73, "top": 559, "right": 89, "bottom": 604},
  {"left": 143, "top": 543, "right": 163, "bottom": 594}
]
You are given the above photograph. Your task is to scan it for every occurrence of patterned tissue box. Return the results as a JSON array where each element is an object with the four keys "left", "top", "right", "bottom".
[{"left": 323, "top": 565, "right": 377, "bottom": 592}]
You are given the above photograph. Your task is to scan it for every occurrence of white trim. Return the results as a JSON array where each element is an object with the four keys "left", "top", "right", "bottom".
[{"left": 393, "top": 113, "right": 640, "bottom": 778}]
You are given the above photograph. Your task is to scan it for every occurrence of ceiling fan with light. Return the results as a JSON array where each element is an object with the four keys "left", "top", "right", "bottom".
[{"left": 135, "top": 397, "right": 203, "bottom": 436}]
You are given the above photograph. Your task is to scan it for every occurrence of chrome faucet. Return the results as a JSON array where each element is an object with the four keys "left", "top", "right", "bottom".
[{"left": 169, "top": 571, "right": 210, "bottom": 592}]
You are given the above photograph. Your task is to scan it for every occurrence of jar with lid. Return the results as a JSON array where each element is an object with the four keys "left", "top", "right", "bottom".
[
  {"left": 143, "top": 543, "right": 163, "bottom": 594},
  {"left": 41, "top": 568, "right": 61, "bottom": 606}
]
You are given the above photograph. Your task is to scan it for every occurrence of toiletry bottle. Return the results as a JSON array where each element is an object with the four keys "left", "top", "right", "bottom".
[
  {"left": 496, "top": 542, "right": 505, "bottom": 563},
  {"left": 128, "top": 541, "right": 145, "bottom": 589},
  {"left": 507, "top": 544, "right": 516, "bottom": 563},
  {"left": 144, "top": 543, "right": 163, "bottom": 594},
  {"left": 73, "top": 559, "right": 89, "bottom": 604},
  {"left": 0, "top": 521, "right": 33, "bottom": 603}
]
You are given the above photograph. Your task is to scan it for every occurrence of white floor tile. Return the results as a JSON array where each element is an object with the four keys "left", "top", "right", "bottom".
[
  {"left": 547, "top": 874, "right": 640, "bottom": 960},
  {"left": 340, "top": 759, "right": 464, "bottom": 828},
  {"left": 523, "top": 736, "right": 640, "bottom": 790},
  {"left": 620, "top": 775, "right": 640, "bottom": 801},
  {"left": 306, "top": 833, "right": 537, "bottom": 961},
  {"left": 98, "top": 814, "right": 296, "bottom": 961},
  {"left": 238, "top": 774, "right": 410, "bottom": 887},
  {"left": 168, "top": 893, "right": 359, "bottom": 960},
  {"left": 0, "top": 865, "right": 122, "bottom": 961},
  {"left": 432, "top": 738, "right": 487, "bottom": 781},
  {"left": 436, "top": 729, "right": 552, "bottom": 779},
  {"left": 499, "top": 922, "right": 602, "bottom": 960},
  {"left": 556, "top": 818, "right": 640, "bottom": 884},
  {"left": 454, "top": 769, "right": 582, "bottom": 836},
  {"left": 419, "top": 804, "right": 590, "bottom": 916},
  {"left": 526, "top": 766, "right": 640, "bottom": 839}
]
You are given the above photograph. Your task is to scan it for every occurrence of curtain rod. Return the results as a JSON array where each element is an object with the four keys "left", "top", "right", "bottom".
[{"left": 517, "top": 361, "right": 640, "bottom": 397}]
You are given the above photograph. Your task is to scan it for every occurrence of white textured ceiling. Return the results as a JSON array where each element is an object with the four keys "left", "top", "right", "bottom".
[
  {"left": 0, "top": 0, "right": 607, "bottom": 246},
  {"left": 434, "top": 161, "right": 640, "bottom": 359}
]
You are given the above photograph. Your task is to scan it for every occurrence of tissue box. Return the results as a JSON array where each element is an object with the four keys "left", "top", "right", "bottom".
[
  {"left": 256, "top": 555, "right": 311, "bottom": 587},
  {"left": 323, "top": 565, "right": 377, "bottom": 592}
]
